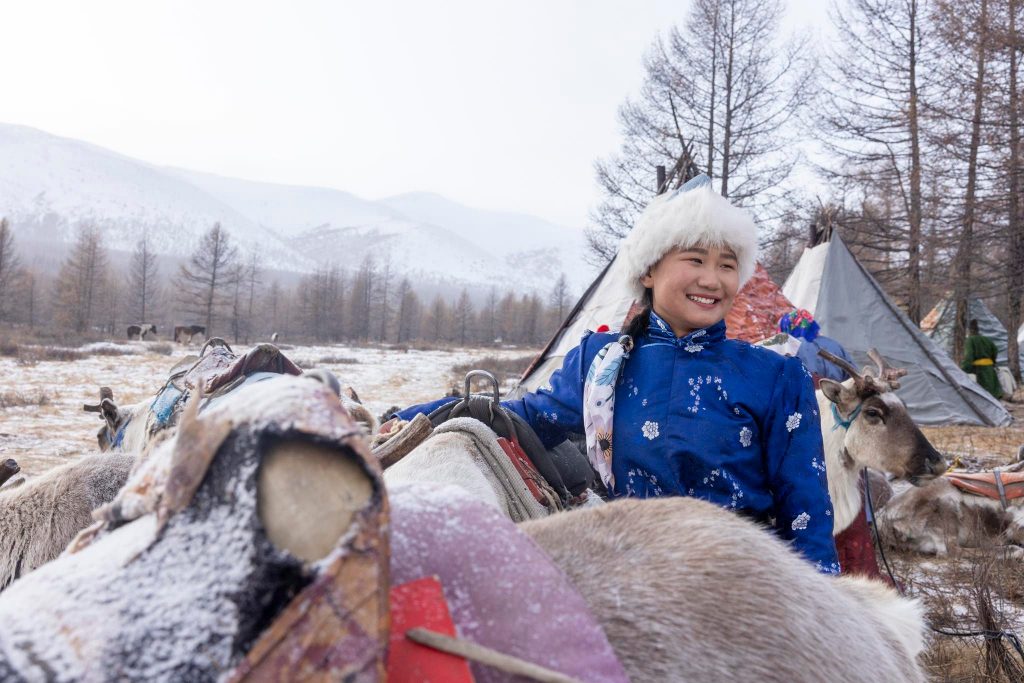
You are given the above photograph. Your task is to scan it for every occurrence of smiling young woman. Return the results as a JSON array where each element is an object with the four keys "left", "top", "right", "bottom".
[
  {"left": 397, "top": 174, "right": 840, "bottom": 575},
  {"left": 640, "top": 246, "right": 740, "bottom": 337}
]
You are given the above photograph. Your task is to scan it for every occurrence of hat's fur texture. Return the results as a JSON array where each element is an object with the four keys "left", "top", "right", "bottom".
[{"left": 621, "top": 183, "right": 759, "bottom": 299}]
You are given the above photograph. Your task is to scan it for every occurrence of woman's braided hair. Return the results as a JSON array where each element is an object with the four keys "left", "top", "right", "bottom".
[{"left": 623, "top": 288, "right": 654, "bottom": 343}]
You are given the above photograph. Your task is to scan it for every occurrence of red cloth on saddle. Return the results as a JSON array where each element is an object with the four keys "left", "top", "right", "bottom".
[{"left": 834, "top": 504, "right": 892, "bottom": 585}]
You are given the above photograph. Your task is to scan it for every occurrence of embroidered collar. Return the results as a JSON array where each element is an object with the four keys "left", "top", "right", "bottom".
[{"left": 646, "top": 310, "right": 727, "bottom": 348}]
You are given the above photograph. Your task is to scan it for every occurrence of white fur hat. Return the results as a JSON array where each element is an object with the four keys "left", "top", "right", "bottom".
[{"left": 620, "top": 174, "right": 759, "bottom": 299}]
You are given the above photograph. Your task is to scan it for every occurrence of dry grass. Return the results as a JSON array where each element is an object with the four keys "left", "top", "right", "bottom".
[
  {"left": 317, "top": 354, "right": 360, "bottom": 365},
  {"left": 884, "top": 521, "right": 1024, "bottom": 681},
  {"left": 0, "top": 390, "right": 52, "bottom": 409}
]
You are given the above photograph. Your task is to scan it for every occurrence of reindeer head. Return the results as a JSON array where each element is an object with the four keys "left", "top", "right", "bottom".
[{"left": 819, "top": 349, "right": 945, "bottom": 485}]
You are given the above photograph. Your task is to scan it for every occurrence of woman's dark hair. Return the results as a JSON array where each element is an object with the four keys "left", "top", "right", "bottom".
[{"left": 623, "top": 288, "right": 654, "bottom": 342}]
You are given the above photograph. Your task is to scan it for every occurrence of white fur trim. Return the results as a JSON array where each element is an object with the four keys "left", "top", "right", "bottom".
[{"left": 621, "top": 183, "right": 759, "bottom": 299}]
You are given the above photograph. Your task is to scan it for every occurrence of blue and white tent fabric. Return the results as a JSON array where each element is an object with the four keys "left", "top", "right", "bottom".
[{"left": 782, "top": 235, "right": 1011, "bottom": 427}]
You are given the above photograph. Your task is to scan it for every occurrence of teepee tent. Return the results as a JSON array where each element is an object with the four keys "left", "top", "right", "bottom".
[
  {"left": 782, "top": 234, "right": 1011, "bottom": 427},
  {"left": 513, "top": 261, "right": 795, "bottom": 396},
  {"left": 920, "top": 296, "right": 1022, "bottom": 368}
]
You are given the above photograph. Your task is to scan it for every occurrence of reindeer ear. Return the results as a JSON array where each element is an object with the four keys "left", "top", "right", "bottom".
[{"left": 819, "top": 379, "right": 845, "bottom": 405}]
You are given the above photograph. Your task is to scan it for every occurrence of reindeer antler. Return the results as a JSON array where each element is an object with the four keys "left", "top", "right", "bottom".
[
  {"left": 817, "top": 349, "right": 860, "bottom": 380},
  {"left": 866, "top": 348, "right": 907, "bottom": 389},
  {"left": 817, "top": 348, "right": 905, "bottom": 394}
]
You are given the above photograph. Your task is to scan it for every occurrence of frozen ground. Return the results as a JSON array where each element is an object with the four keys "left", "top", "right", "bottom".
[{"left": 0, "top": 341, "right": 535, "bottom": 478}]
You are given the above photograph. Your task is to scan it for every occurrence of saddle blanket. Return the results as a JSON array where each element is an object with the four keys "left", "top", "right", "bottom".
[{"left": 389, "top": 481, "right": 628, "bottom": 683}]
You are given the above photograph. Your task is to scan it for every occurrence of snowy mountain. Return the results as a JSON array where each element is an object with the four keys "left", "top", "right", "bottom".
[{"left": 0, "top": 123, "right": 593, "bottom": 294}]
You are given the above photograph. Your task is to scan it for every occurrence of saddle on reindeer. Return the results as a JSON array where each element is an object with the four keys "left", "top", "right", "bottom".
[
  {"left": 83, "top": 338, "right": 305, "bottom": 452},
  {"left": 373, "top": 370, "right": 599, "bottom": 521},
  {"left": 944, "top": 462, "right": 1024, "bottom": 509}
]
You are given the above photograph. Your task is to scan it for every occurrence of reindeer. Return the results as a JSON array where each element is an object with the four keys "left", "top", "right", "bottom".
[
  {"left": 815, "top": 349, "right": 947, "bottom": 538},
  {"left": 876, "top": 458, "right": 1024, "bottom": 557},
  {"left": 0, "top": 453, "right": 135, "bottom": 590},
  {"left": 521, "top": 496, "right": 927, "bottom": 682},
  {"left": 126, "top": 323, "right": 157, "bottom": 341}
]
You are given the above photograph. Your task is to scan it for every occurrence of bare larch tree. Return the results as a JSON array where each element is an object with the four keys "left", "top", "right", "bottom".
[
  {"left": 127, "top": 235, "right": 160, "bottom": 325},
  {"left": 0, "top": 218, "right": 20, "bottom": 322},
  {"left": 818, "top": 0, "right": 928, "bottom": 322},
  {"left": 587, "top": 0, "right": 808, "bottom": 263},
  {"left": 53, "top": 226, "right": 108, "bottom": 333},
  {"left": 175, "top": 223, "right": 239, "bottom": 337}
]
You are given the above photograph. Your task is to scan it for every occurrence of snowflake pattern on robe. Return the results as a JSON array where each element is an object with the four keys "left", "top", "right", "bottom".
[
  {"left": 792, "top": 512, "right": 810, "bottom": 530},
  {"left": 625, "top": 468, "right": 664, "bottom": 497},
  {"left": 440, "top": 309, "right": 841, "bottom": 575}
]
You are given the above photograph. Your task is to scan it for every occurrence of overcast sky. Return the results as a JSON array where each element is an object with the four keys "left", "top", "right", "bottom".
[{"left": 0, "top": 0, "right": 828, "bottom": 228}]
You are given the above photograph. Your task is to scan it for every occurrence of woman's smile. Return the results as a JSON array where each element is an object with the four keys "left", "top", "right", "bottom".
[{"left": 641, "top": 246, "right": 739, "bottom": 337}]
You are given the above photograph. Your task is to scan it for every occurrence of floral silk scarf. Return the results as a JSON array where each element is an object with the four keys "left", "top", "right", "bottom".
[{"left": 582, "top": 334, "right": 633, "bottom": 489}]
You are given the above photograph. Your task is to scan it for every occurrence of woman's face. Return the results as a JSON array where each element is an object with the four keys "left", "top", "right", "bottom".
[{"left": 640, "top": 246, "right": 739, "bottom": 337}]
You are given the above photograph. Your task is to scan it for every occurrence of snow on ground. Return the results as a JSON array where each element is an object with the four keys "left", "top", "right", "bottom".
[{"left": 0, "top": 341, "right": 534, "bottom": 479}]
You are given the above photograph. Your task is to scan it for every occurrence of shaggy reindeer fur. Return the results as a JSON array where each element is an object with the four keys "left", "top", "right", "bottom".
[
  {"left": 877, "top": 469, "right": 1024, "bottom": 557},
  {"left": 0, "top": 453, "right": 135, "bottom": 590},
  {"left": 521, "top": 497, "right": 927, "bottom": 683}
]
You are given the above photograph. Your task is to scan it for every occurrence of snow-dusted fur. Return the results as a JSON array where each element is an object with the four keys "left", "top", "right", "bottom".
[
  {"left": 621, "top": 180, "right": 758, "bottom": 297},
  {"left": 385, "top": 428, "right": 506, "bottom": 514},
  {"left": 383, "top": 418, "right": 552, "bottom": 521},
  {"left": 819, "top": 389, "right": 867, "bottom": 535},
  {"left": 521, "top": 497, "right": 927, "bottom": 682},
  {"left": 0, "top": 453, "right": 135, "bottom": 590}
]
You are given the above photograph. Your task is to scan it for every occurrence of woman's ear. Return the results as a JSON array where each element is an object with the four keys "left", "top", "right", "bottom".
[{"left": 640, "top": 269, "right": 654, "bottom": 288}]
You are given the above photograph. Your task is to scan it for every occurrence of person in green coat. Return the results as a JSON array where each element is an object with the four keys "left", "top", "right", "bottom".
[{"left": 962, "top": 319, "right": 1003, "bottom": 399}]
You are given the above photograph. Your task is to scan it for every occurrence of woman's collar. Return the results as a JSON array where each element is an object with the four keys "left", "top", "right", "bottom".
[{"left": 646, "top": 309, "right": 727, "bottom": 346}]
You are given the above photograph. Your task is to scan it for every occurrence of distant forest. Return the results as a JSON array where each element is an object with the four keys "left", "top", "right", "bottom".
[{"left": 0, "top": 219, "right": 573, "bottom": 348}]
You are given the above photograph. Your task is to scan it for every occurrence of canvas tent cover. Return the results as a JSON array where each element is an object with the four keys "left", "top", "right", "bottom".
[
  {"left": 513, "top": 262, "right": 795, "bottom": 397},
  {"left": 783, "top": 236, "right": 1010, "bottom": 427},
  {"left": 920, "top": 296, "right": 1024, "bottom": 369}
]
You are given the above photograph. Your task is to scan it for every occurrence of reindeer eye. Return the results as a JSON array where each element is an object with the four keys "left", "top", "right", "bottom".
[{"left": 865, "top": 408, "right": 883, "bottom": 420}]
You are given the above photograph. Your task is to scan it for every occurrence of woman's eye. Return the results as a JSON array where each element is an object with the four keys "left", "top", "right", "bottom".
[
  {"left": 720, "top": 263, "right": 736, "bottom": 271},
  {"left": 687, "top": 258, "right": 703, "bottom": 265}
]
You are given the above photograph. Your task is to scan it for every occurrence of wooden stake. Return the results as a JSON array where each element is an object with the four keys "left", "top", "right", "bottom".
[
  {"left": 406, "top": 628, "right": 583, "bottom": 683},
  {"left": 373, "top": 413, "right": 433, "bottom": 469}
]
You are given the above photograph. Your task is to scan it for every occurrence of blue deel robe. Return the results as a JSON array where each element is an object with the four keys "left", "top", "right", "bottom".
[{"left": 396, "top": 311, "right": 840, "bottom": 574}]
